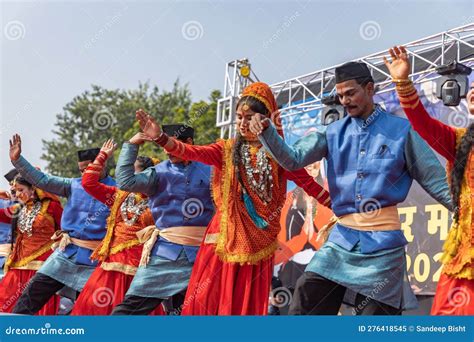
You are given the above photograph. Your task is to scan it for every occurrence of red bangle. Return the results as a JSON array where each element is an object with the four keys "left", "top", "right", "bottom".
[{"left": 153, "top": 133, "right": 169, "bottom": 146}]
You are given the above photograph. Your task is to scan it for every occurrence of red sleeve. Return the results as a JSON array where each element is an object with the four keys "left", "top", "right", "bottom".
[
  {"left": 398, "top": 86, "right": 457, "bottom": 162},
  {"left": 0, "top": 207, "right": 14, "bottom": 224},
  {"left": 283, "top": 168, "right": 332, "bottom": 208},
  {"left": 163, "top": 139, "right": 223, "bottom": 167},
  {"left": 81, "top": 151, "right": 117, "bottom": 206},
  {"left": 46, "top": 200, "right": 63, "bottom": 229}
]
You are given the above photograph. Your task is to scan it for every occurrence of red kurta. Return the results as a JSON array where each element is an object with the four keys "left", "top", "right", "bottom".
[
  {"left": 0, "top": 196, "right": 62, "bottom": 315},
  {"left": 71, "top": 151, "right": 164, "bottom": 315},
  {"left": 163, "top": 138, "right": 331, "bottom": 315}
]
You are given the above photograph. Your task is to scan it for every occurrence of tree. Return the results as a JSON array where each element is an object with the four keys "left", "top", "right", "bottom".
[{"left": 41, "top": 81, "right": 221, "bottom": 177}]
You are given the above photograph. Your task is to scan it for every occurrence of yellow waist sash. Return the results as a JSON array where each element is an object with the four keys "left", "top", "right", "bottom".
[
  {"left": 0, "top": 243, "right": 11, "bottom": 258},
  {"left": 51, "top": 231, "right": 102, "bottom": 251},
  {"left": 317, "top": 205, "right": 400, "bottom": 244},
  {"left": 136, "top": 225, "right": 206, "bottom": 267}
]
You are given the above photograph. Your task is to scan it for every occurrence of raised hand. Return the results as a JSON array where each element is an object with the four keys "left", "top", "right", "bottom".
[
  {"left": 0, "top": 190, "right": 12, "bottom": 200},
  {"left": 9, "top": 134, "right": 22, "bottom": 161},
  {"left": 384, "top": 46, "right": 410, "bottom": 80},
  {"left": 100, "top": 139, "right": 118, "bottom": 158},
  {"left": 249, "top": 113, "right": 271, "bottom": 136},
  {"left": 136, "top": 109, "right": 161, "bottom": 139},
  {"left": 129, "top": 132, "right": 153, "bottom": 145}
]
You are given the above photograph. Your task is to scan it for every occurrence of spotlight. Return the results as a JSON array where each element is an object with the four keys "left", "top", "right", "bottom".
[
  {"left": 321, "top": 94, "right": 345, "bottom": 125},
  {"left": 435, "top": 61, "right": 472, "bottom": 106},
  {"left": 239, "top": 61, "right": 251, "bottom": 78}
]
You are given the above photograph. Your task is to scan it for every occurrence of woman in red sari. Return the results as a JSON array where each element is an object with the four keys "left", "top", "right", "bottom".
[
  {"left": 135, "top": 82, "right": 331, "bottom": 315},
  {"left": 0, "top": 175, "right": 62, "bottom": 315},
  {"left": 71, "top": 137, "right": 164, "bottom": 315},
  {"left": 385, "top": 46, "right": 473, "bottom": 315}
]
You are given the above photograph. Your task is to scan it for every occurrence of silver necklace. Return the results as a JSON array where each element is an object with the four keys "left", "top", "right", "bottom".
[
  {"left": 120, "top": 193, "right": 148, "bottom": 226},
  {"left": 240, "top": 143, "right": 273, "bottom": 204},
  {"left": 17, "top": 201, "right": 42, "bottom": 237}
]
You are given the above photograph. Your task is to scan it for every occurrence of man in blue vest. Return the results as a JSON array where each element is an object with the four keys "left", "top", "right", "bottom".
[
  {"left": 249, "top": 62, "right": 452, "bottom": 315},
  {"left": 111, "top": 124, "right": 214, "bottom": 315},
  {"left": 8, "top": 134, "right": 115, "bottom": 314}
]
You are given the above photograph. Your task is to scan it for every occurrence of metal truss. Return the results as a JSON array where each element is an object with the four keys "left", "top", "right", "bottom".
[{"left": 217, "top": 23, "right": 474, "bottom": 135}]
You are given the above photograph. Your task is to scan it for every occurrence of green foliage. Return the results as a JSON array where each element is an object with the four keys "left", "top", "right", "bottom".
[{"left": 41, "top": 80, "right": 221, "bottom": 177}]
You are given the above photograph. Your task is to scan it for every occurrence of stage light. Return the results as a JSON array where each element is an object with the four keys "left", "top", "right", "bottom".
[
  {"left": 435, "top": 61, "right": 472, "bottom": 106},
  {"left": 321, "top": 94, "right": 345, "bottom": 125},
  {"left": 240, "top": 62, "right": 251, "bottom": 78}
]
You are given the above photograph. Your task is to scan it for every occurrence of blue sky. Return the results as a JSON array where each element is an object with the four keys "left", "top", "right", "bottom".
[{"left": 1, "top": 0, "right": 472, "bottom": 187}]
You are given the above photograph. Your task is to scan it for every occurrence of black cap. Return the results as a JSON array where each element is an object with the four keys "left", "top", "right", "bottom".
[
  {"left": 335, "top": 61, "right": 374, "bottom": 84},
  {"left": 4, "top": 169, "right": 19, "bottom": 183},
  {"left": 162, "top": 124, "right": 194, "bottom": 141},
  {"left": 77, "top": 148, "right": 100, "bottom": 162}
]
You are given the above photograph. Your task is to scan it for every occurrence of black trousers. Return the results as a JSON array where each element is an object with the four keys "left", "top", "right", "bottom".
[
  {"left": 111, "top": 291, "right": 186, "bottom": 316},
  {"left": 13, "top": 272, "right": 65, "bottom": 315},
  {"left": 289, "top": 271, "right": 402, "bottom": 315}
]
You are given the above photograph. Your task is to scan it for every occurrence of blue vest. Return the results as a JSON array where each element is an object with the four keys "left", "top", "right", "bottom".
[
  {"left": 60, "top": 177, "right": 115, "bottom": 266},
  {"left": 325, "top": 109, "right": 413, "bottom": 217},
  {"left": 149, "top": 161, "right": 214, "bottom": 261}
]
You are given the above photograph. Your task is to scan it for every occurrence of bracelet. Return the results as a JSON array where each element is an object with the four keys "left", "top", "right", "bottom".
[
  {"left": 153, "top": 132, "right": 169, "bottom": 146},
  {"left": 392, "top": 78, "right": 411, "bottom": 84}
]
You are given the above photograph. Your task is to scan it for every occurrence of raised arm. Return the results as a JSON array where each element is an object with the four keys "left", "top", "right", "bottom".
[
  {"left": 115, "top": 136, "right": 159, "bottom": 196},
  {"left": 405, "top": 129, "right": 453, "bottom": 211},
  {"left": 135, "top": 109, "right": 223, "bottom": 167},
  {"left": 257, "top": 121, "right": 328, "bottom": 171},
  {"left": 384, "top": 46, "right": 457, "bottom": 162},
  {"left": 82, "top": 139, "right": 118, "bottom": 206},
  {"left": 283, "top": 168, "right": 331, "bottom": 208},
  {"left": 9, "top": 134, "right": 72, "bottom": 197}
]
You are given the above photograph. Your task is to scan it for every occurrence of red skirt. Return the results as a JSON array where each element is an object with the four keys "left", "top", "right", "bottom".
[
  {"left": 181, "top": 215, "right": 273, "bottom": 315},
  {"left": 0, "top": 250, "right": 59, "bottom": 315},
  {"left": 71, "top": 244, "right": 165, "bottom": 315},
  {"left": 431, "top": 272, "right": 474, "bottom": 315}
]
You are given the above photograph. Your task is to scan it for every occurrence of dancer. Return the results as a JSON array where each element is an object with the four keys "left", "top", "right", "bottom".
[
  {"left": 111, "top": 125, "right": 214, "bottom": 315},
  {"left": 135, "top": 82, "right": 332, "bottom": 315},
  {"left": 9, "top": 134, "right": 115, "bottom": 314},
  {"left": 249, "top": 63, "right": 452, "bottom": 315},
  {"left": 71, "top": 137, "right": 163, "bottom": 315},
  {"left": 384, "top": 45, "right": 473, "bottom": 315},
  {"left": 0, "top": 175, "right": 62, "bottom": 314}
]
